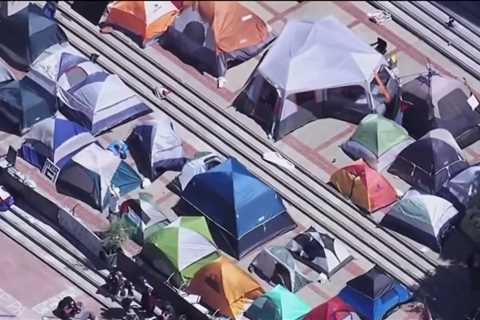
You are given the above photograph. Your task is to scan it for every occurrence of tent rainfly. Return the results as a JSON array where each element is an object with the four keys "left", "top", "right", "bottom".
[
  {"left": 187, "top": 256, "right": 264, "bottom": 319},
  {"left": 57, "top": 58, "right": 150, "bottom": 135},
  {"left": 127, "top": 117, "right": 186, "bottom": 180},
  {"left": 0, "top": 77, "right": 57, "bottom": 135},
  {"left": 339, "top": 267, "right": 412, "bottom": 320},
  {"left": 27, "top": 43, "right": 86, "bottom": 95},
  {"left": 341, "top": 114, "right": 414, "bottom": 171},
  {"left": 233, "top": 17, "right": 399, "bottom": 140},
  {"left": 388, "top": 128, "right": 468, "bottom": 194},
  {"left": 249, "top": 246, "right": 311, "bottom": 293},
  {"left": 19, "top": 114, "right": 96, "bottom": 170},
  {"left": 244, "top": 285, "right": 311, "bottom": 320},
  {"left": 181, "top": 157, "right": 296, "bottom": 259},
  {"left": 381, "top": 190, "right": 458, "bottom": 252},
  {"left": 56, "top": 144, "right": 142, "bottom": 211},
  {"left": 303, "top": 296, "right": 361, "bottom": 320},
  {"left": 158, "top": 1, "right": 275, "bottom": 78},
  {"left": 99, "top": 1, "right": 181, "bottom": 48},
  {"left": 401, "top": 70, "right": 480, "bottom": 148},
  {"left": 330, "top": 160, "right": 397, "bottom": 212},
  {"left": 286, "top": 226, "right": 353, "bottom": 278},
  {"left": 142, "top": 216, "right": 219, "bottom": 286},
  {"left": 0, "top": 4, "right": 67, "bottom": 71},
  {"left": 439, "top": 165, "right": 480, "bottom": 212}
]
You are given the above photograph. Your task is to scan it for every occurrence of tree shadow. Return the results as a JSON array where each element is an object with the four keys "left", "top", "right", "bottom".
[{"left": 414, "top": 229, "right": 480, "bottom": 319}]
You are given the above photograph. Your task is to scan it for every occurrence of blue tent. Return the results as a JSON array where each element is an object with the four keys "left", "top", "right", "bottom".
[
  {"left": 0, "top": 76, "right": 57, "bottom": 135},
  {"left": 181, "top": 157, "right": 296, "bottom": 259},
  {"left": 0, "top": 4, "right": 67, "bottom": 71},
  {"left": 20, "top": 115, "right": 96, "bottom": 170},
  {"left": 339, "top": 267, "right": 412, "bottom": 320}
]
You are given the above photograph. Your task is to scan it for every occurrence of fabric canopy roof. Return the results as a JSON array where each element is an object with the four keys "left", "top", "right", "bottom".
[{"left": 257, "top": 17, "right": 385, "bottom": 94}]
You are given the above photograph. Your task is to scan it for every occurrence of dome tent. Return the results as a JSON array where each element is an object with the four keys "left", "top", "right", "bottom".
[
  {"left": 127, "top": 117, "right": 186, "bottom": 180},
  {"left": 142, "top": 216, "right": 219, "bottom": 286},
  {"left": 381, "top": 190, "right": 458, "bottom": 252},
  {"left": 330, "top": 160, "right": 397, "bottom": 212},
  {"left": 388, "top": 128, "right": 468, "bottom": 194},
  {"left": 341, "top": 114, "right": 414, "bottom": 171}
]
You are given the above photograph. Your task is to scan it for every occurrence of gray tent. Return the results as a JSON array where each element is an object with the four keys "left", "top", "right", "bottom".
[
  {"left": 381, "top": 190, "right": 458, "bottom": 252},
  {"left": 233, "top": 17, "right": 400, "bottom": 140},
  {"left": 286, "top": 226, "right": 352, "bottom": 278},
  {"left": 439, "top": 165, "right": 480, "bottom": 211},
  {"left": 248, "top": 246, "right": 311, "bottom": 293},
  {"left": 127, "top": 117, "right": 186, "bottom": 180},
  {"left": 401, "top": 70, "right": 480, "bottom": 148}
]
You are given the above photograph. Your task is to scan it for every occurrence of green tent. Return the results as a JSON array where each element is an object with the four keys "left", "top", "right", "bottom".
[
  {"left": 244, "top": 285, "right": 311, "bottom": 320},
  {"left": 341, "top": 114, "right": 413, "bottom": 171},
  {"left": 143, "top": 216, "right": 219, "bottom": 285}
]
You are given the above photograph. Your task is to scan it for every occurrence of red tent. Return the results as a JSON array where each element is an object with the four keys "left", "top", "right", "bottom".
[
  {"left": 304, "top": 296, "right": 361, "bottom": 320},
  {"left": 330, "top": 160, "right": 397, "bottom": 212}
]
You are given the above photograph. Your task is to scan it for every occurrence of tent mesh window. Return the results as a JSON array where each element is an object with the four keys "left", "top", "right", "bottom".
[{"left": 64, "top": 67, "right": 88, "bottom": 88}]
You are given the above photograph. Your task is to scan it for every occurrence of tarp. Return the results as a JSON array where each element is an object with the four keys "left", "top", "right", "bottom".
[
  {"left": 181, "top": 157, "right": 296, "bottom": 259},
  {"left": 439, "top": 165, "right": 480, "bottom": 211},
  {"left": 303, "top": 296, "right": 361, "bottom": 320},
  {"left": 342, "top": 114, "right": 413, "bottom": 171},
  {"left": 330, "top": 160, "right": 397, "bottom": 212},
  {"left": 233, "top": 17, "right": 399, "bottom": 140},
  {"left": 56, "top": 144, "right": 142, "bottom": 211},
  {"left": 0, "top": 4, "right": 67, "bottom": 71},
  {"left": 249, "top": 246, "right": 311, "bottom": 292},
  {"left": 57, "top": 58, "right": 150, "bottom": 135},
  {"left": 100, "top": 1, "right": 180, "bottom": 47},
  {"left": 388, "top": 129, "right": 468, "bottom": 194},
  {"left": 19, "top": 114, "right": 96, "bottom": 170},
  {"left": 0, "top": 1, "right": 29, "bottom": 18},
  {"left": 381, "top": 190, "right": 458, "bottom": 252},
  {"left": 143, "top": 216, "right": 219, "bottom": 285},
  {"left": 286, "top": 226, "right": 352, "bottom": 277},
  {"left": 339, "top": 267, "right": 412, "bottom": 320},
  {"left": 0, "top": 76, "right": 57, "bottom": 135},
  {"left": 401, "top": 70, "right": 480, "bottom": 148},
  {"left": 187, "top": 256, "right": 264, "bottom": 319},
  {"left": 244, "top": 285, "right": 311, "bottom": 320},
  {"left": 158, "top": 1, "right": 275, "bottom": 78},
  {"left": 127, "top": 117, "right": 186, "bottom": 180}
]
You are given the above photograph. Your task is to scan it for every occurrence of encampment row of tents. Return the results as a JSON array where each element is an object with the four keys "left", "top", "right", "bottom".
[{"left": 2, "top": 2, "right": 480, "bottom": 319}]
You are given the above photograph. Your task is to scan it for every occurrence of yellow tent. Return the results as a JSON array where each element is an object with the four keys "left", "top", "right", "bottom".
[{"left": 187, "top": 256, "right": 264, "bottom": 319}]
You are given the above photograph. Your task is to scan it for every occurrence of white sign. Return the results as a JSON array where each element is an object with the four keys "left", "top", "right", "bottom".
[
  {"left": 42, "top": 158, "right": 60, "bottom": 184},
  {"left": 468, "top": 94, "right": 479, "bottom": 110}
]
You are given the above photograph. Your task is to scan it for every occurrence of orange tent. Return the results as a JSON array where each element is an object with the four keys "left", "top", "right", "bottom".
[
  {"left": 187, "top": 256, "right": 264, "bottom": 319},
  {"left": 102, "top": 1, "right": 180, "bottom": 47},
  {"left": 330, "top": 160, "right": 397, "bottom": 212},
  {"left": 180, "top": 1, "right": 269, "bottom": 53}
]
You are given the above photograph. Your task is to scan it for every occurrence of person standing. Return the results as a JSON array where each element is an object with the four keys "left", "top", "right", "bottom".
[{"left": 141, "top": 283, "right": 156, "bottom": 317}]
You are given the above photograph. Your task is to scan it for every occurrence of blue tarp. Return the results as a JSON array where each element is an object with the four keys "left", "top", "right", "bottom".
[{"left": 181, "top": 157, "right": 296, "bottom": 258}]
